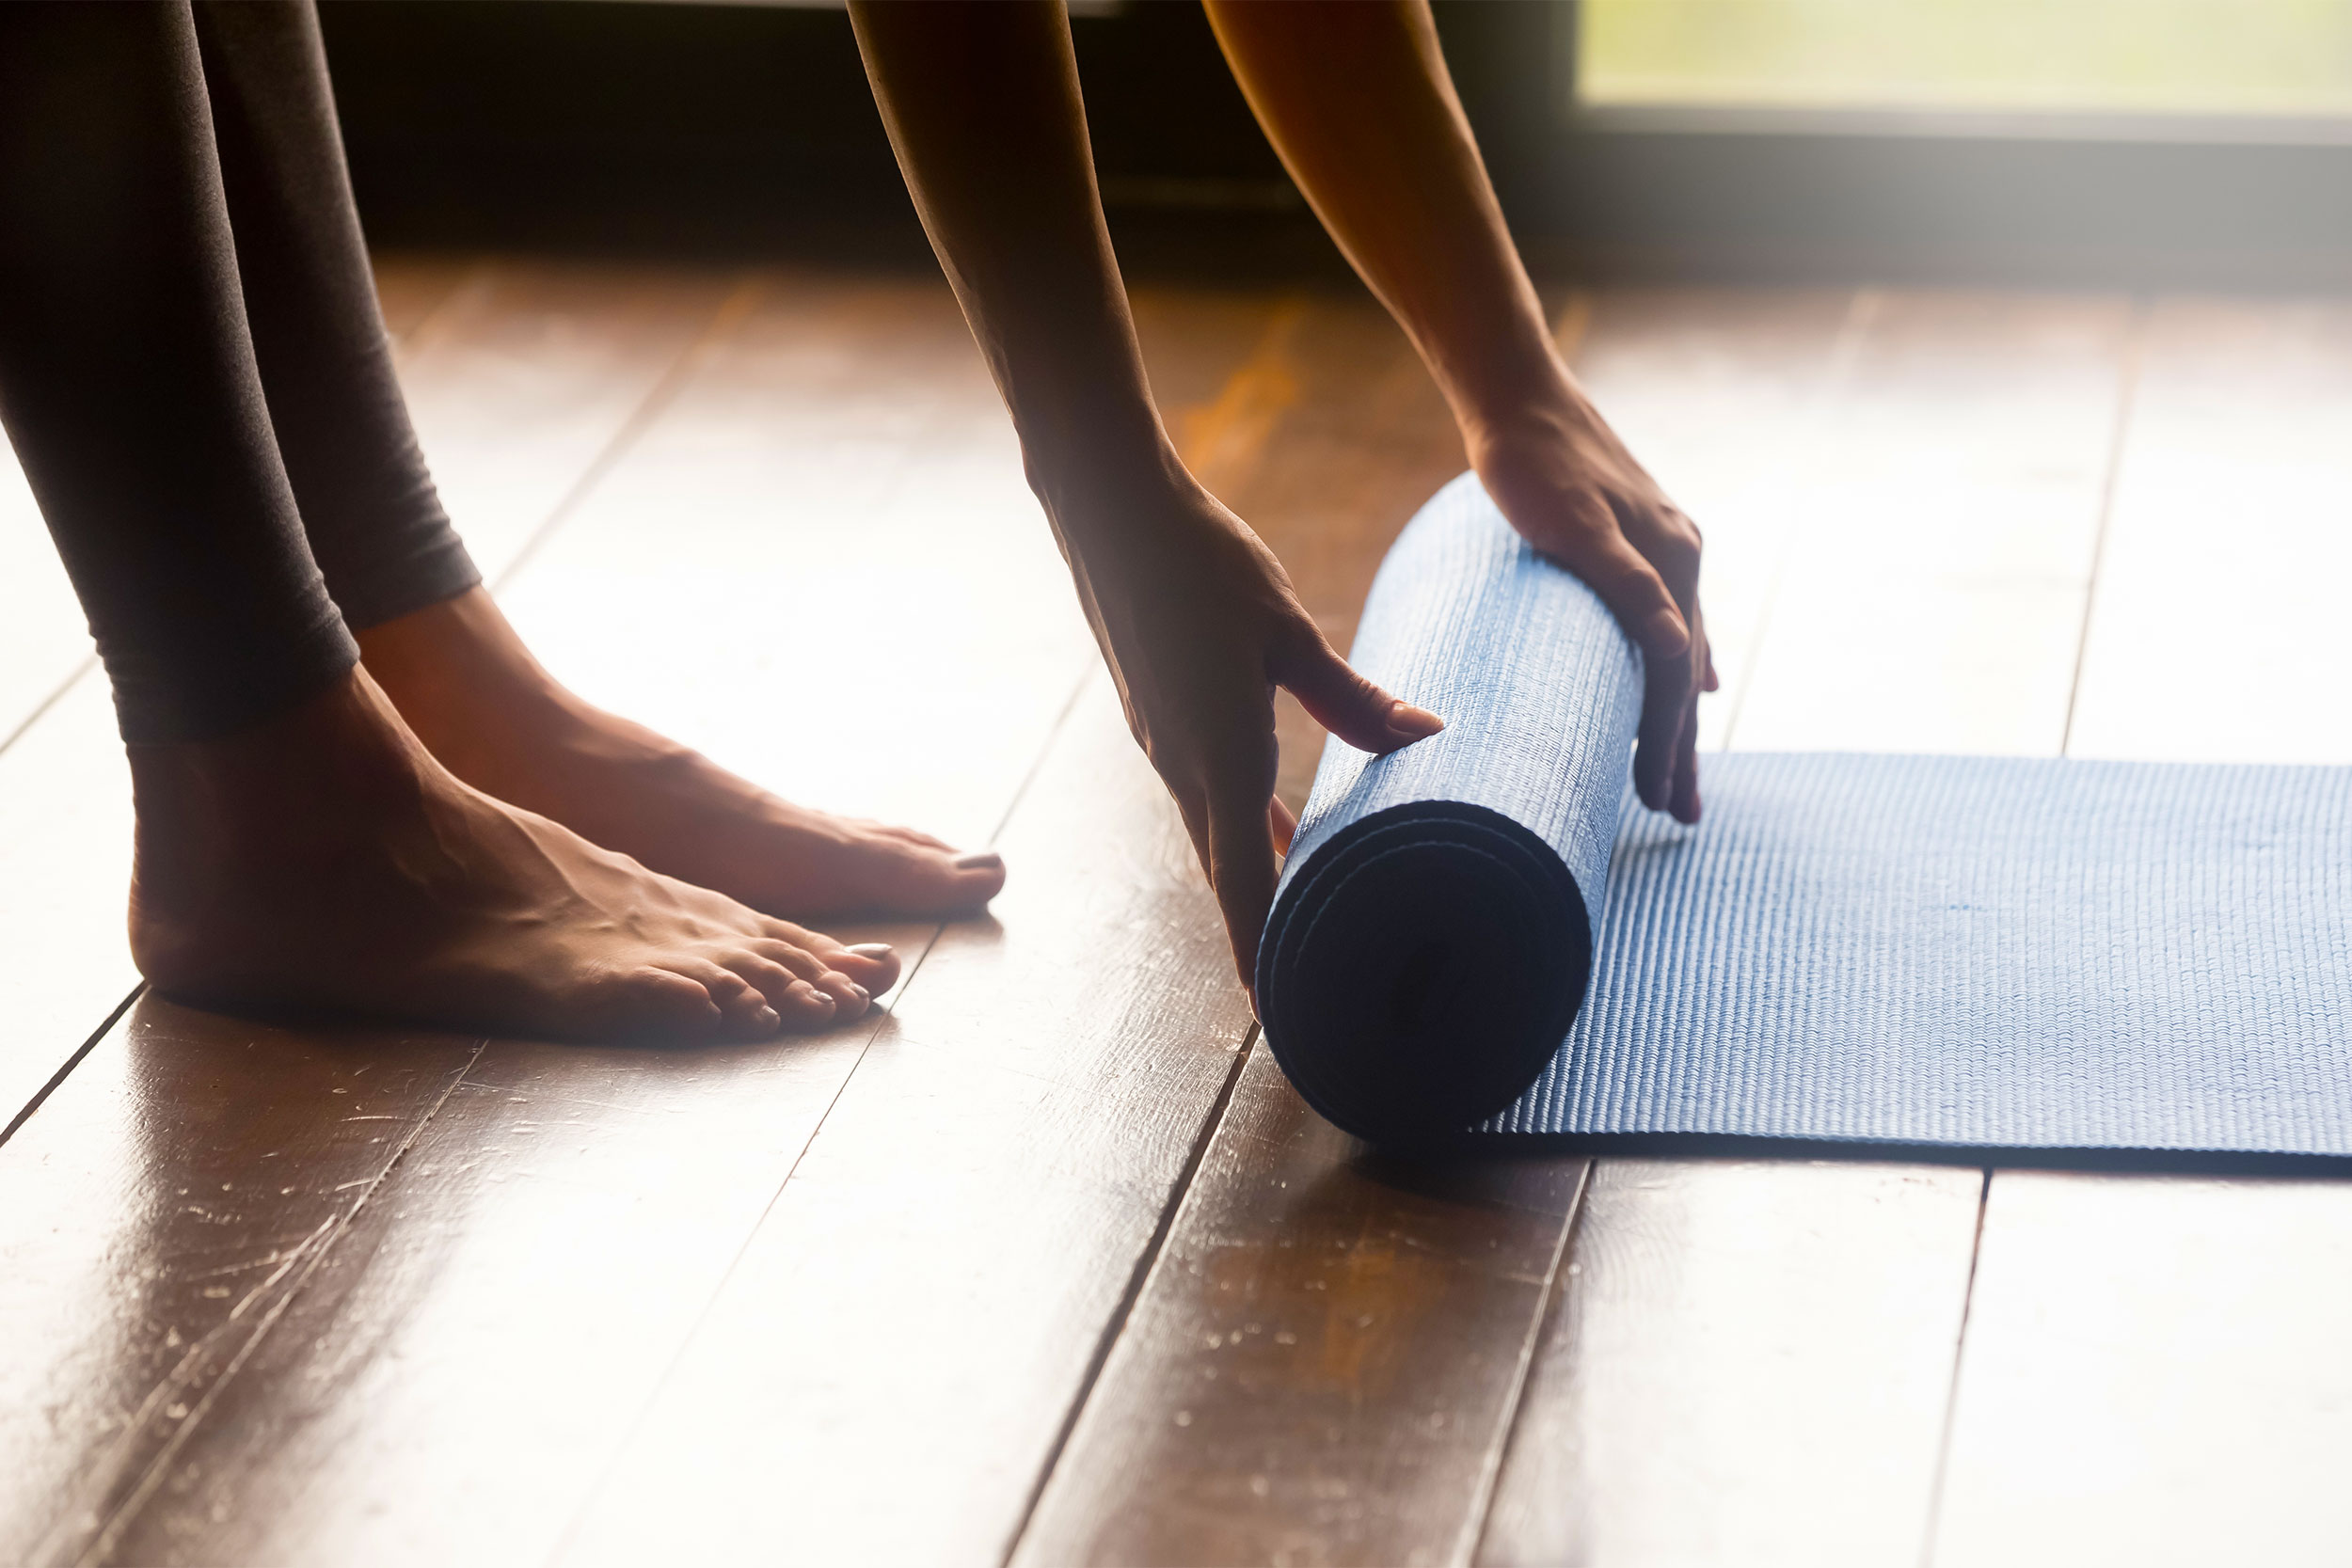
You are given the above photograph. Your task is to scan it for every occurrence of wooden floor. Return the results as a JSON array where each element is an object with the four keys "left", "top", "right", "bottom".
[{"left": 2, "top": 260, "right": 2349, "bottom": 1567}]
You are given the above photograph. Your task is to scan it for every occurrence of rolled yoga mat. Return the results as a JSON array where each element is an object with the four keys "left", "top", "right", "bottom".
[{"left": 1260, "top": 473, "right": 2352, "bottom": 1164}]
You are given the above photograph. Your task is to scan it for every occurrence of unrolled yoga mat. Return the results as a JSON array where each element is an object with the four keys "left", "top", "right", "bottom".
[{"left": 1260, "top": 473, "right": 2352, "bottom": 1162}]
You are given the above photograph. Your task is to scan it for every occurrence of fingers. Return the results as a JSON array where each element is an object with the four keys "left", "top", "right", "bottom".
[
  {"left": 1631, "top": 594, "right": 1709, "bottom": 821},
  {"left": 1204, "top": 785, "right": 1279, "bottom": 1014},
  {"left": 1573, "top": 497, "right": 1708, "bottom": 822},
  {"left": 1568, "top": 519, "right": 1691, "bottom": 670},
  {"left": 1172, "top": 738, "right": 1283, "bottom": 1013},
  {"left": 1270, "top": 624, "right": 1441, "bottom": 756},
  {"left": 1630, "top": 640, "right": 1686, "bottom": 816},
  {"left": 1268, "top": 794, "right": 1298, "bottom": 855},
  {"left": 1669, "top": 696, "right": 1701, "bottom": 824}
]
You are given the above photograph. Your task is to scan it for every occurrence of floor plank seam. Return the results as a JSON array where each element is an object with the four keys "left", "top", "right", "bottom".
[
  {"left": 0, "top": 656, "right": 95, "bottom": 767},
  {"left": 534, "top": 926, "right": 958, "bottom": 1568},
  {"left": 1715, "top": 285, "right": 1883, "bottom": 752},
  {"left": 72, "top": 1037, "right": 488, "bottom": 1567},
  {"left": 979, "top": 664, "right": 1099, "bottom": 852},
  {"left": 543, "top": 653, "right": 1098, "bottom": 1566},
  {"left": 2060, "top": 295, "right": 2151, "bottom": 758},
  {"left": 0, "top": 980, "right": 140, "bottom": 1153},
  {"left": 1462, "top": 1157, "right": 1597, "bottom": 1568},
  {"left": 997, "top": 1022, "right": 1263, "bottom": 1568},
  {"left": 380, "top": 256, "right": 487, "bottom": 359},
  {"left": 1915, "top": 1165, "right": 1995, "bottom": 1568},
  {"left": 485, "top": 271, "right": 766, "bottom": 595}
]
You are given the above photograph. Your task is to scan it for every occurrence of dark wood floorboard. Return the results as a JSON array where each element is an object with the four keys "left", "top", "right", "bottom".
[
  {"left": 0, "top": 1001, "right": 478, "bottom": 1568},
  {"left": 1, "top": 261, "right": 2343, "bottom": 1567},
  {"left": 0, "top": 461, "right": 92, "bottom": 752},
  {"left": 1009, "top": 290, "right": 1580, "bottom": 1568},
  {"left": 556, "top": 675, "right": 1254, "bottom": 1566},
  {"left": 1932, "top": 295, "right": 2352, "bottom": 1568},
  {"left": 1013, "top": 1045, "right": 1582, "bottom": 1568},
  {"left": 1729, "top": 291, "right": 2136, "bottom": 754},
  {"left": 72, "top": 271, "right": 1266, "bottom": 1566},
  {"left": 0, "top": 262, "right": 834, "bottom": 1562},
  {"left": 1471, "top": 291, "right": 2137, "bottom": 1568},
  {"left": 386, "top": 260, "right": 745, "bottom": 585},
  {"left": 0, "top": 675, "right": 135, "bottom": 1142},
  {"left": 369, "top": 253, "right": 473, "bottom": 343}
]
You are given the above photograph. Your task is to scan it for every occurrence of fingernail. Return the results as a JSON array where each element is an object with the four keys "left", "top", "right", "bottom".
[
  {"left": 952, "top": 851, "right": 1003, "bottom": 872},
  {"left": 1388, "top": 701, "right": 1444, "bottom": 739},
  {"left": 845, "top": 942, "right": 895, "bottom": 958}
]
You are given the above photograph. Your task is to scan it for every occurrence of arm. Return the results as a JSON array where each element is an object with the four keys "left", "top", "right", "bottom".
[
  {"left": 1201, "top": 0, "right": 1713, "bottom": 822},
  {"left": 847, "top": 0, "right": 1440, "bottom": 1000}
]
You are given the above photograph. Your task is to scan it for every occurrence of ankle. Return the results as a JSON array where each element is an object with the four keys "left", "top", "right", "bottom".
[
  {"left": 133, "top": 667, "right": 430, "bottom": 861},
  {"left": 358, "top": 589, "right": 584, "bottom": 766}
]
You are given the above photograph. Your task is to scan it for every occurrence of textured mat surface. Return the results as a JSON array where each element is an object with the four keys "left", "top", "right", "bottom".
[{"left": 1263, "top": 474, "right": 2352, "bottom": 1159}]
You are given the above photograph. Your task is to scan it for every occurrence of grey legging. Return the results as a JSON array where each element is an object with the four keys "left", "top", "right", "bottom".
[{"left": 0, "top": 0, "right": 480, "bottom": 744}]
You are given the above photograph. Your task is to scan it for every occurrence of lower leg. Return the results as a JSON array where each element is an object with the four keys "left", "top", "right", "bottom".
[
  {"left": 0, "top": 3, "right": 894, "bottom": 1040},
  {"left": 0, "top": 1, "right": 353, "bottom": 743},
  {"left": 192, "top": 1, "right": 1004, "bottom": 920},
  {"left": 193, "top": 0, "right": 480, "bottom": 629}
]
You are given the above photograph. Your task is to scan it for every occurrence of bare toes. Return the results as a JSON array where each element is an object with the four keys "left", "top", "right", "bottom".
[
  {"left": 792, "top": 933, "right": 900, "bottom": 994},
  {"left": 717, "top": 949, "right": 803, "bottom": 1012},
  {"left": 587, "top": 966, "right": 724, "bottom": 1042},
  {"left": 877, "top": 824, "right": 957, "bottom": 853},
  {"left": 771, "top": 979, "right": 839, "bottom": 1034},
  {"left": 881, "top": 843, "right": 1004, "bottom": 915},
  {"left": 748, "top": 936, "right": 830, "bottom": 982},
  {"left": 811, "top": 966, "right": 871, "bottom": 1018},
  {"left": 665, "top": 958, "right": 780, "bottom": 1041}
]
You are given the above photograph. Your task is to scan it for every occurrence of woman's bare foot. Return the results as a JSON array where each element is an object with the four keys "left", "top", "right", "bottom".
[
  {"left": 127, "top": 667, "right": 900, "bottom": 1043},
  {"left": 355, "top": 589, "right": 1007, "bottom": 921}
]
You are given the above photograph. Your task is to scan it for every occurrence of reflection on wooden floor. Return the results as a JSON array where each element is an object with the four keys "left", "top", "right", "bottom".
[{"left": 2, "top": 260, "right": 2349, "bottom": 1567}]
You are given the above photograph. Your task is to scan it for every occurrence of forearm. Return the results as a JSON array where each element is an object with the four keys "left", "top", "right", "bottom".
[
  {"left": 848, "top": 0, "right": 1176, "bottom": 519},
  {"left": 1200, "top": 0, "right": 1565, "bottom": 429}
]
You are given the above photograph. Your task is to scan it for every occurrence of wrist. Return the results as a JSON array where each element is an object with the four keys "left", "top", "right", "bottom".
[
  {"left": 1445, "top": 311, "right": 1631, "bottom": 471},
  {"left": 1442, "top": 337, "right": 1590, "bottom": 449},
  {"left": 1021, "top": 420, "right": 1200, "bottom": 543}
]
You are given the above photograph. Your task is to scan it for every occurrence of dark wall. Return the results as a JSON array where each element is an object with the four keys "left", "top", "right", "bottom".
[
  {"left": 321, "top": 1, "right": 2351, "bottom": 288},
  {"left": 319, "top": 0, "right": 1344, "bottom": 273}
]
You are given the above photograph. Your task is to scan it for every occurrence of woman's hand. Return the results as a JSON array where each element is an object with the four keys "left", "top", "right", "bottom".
[
  {"left": 1059, "top": 474, "right": 1441, "bottom": 1003},
  {"left": 1465, "top": 375, "right": 1716, "bottom": 825},
  {"left": 1200, "top": 0, "right": 1715, "bottom": 824}
]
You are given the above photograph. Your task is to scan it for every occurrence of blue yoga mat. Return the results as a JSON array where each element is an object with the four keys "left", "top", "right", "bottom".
[{"left": 1260, "top": 474, "right": 2352, "bottom": 1164}]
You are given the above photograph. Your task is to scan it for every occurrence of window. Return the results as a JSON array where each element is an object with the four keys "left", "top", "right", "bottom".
[{"left": 1576, "top": 0, "right": 2352, "bottom": 127}]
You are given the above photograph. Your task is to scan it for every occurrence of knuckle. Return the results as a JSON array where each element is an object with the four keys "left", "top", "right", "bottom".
[
  {"left": 1617, "top": 559, "right": 1671, "bottom": 606},
  {"left": 1655, "top": 525, "right": 1702, "bottom": 577}
]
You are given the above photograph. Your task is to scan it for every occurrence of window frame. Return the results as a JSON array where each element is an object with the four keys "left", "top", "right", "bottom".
[{"left": 1440, "top": 1, "right": 2352, "bottom": 287}]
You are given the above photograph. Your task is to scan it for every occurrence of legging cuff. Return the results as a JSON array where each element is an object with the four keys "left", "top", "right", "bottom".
[{"left": 105, "top": 605, "right": 361, "bottom": 747}]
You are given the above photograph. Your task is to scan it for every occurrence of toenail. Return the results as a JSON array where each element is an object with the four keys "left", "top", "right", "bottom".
[
  {"left": 845, "top": 982, "right": 870, "bottom": 1004},
  {"left": 952, "top": 851, "right": 1003, "bottom": 871},
  {"left": 846, "top": 942, "right": 894, "bottom": 958}
]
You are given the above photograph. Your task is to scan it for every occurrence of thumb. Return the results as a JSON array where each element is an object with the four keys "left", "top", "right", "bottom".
[{"left": 1272, "top": 625, "right": 1442, "bottom": 756}]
